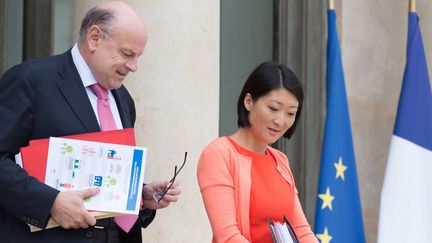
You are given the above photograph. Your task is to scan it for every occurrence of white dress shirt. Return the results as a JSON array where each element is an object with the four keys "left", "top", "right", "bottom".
[{"left": 71, "top": 44, "right": 123, "bottom": 129}]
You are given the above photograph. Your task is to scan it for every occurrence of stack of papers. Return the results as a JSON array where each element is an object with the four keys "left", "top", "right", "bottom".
[
  {"left": 19, "top": 128, "right": 137, "bottom": 182},
  {"left": 17, "top": 129, "right": 147, "bottom": 231},
  {"left": 268, "top": 217, "right": 299, "bottom": 243},
  {"left": 33, "top": 212, "right": 122, "bottom": 232}
]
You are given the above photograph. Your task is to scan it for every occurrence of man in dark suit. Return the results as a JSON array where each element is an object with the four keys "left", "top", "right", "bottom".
[{"left": 0, "top": 1, "right": 180, "bottom": 242}]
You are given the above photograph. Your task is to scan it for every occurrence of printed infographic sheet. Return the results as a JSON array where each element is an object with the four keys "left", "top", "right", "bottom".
[{"left": 45, "top": 137, "right": 146, "bottom": 214}]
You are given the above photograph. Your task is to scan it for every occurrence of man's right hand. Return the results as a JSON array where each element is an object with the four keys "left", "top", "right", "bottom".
[{"left": 50, "top": 187, "right": 100, "bottom": 229}]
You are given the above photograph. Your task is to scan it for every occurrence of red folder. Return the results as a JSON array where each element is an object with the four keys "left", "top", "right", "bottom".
[{"left": 21, "top": 128, "right": 136, "bottom": 182}]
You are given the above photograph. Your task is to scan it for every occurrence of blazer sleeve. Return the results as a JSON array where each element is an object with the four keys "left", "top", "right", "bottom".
[
  {"left": 274, "top": 150, "right": 318, "bottom": 243},
  {"left": 197, "top": 142, "right": 249, "bottom": 243},
  {"left": 0, "top": 64, "right": 59, "bottom": 229},
  {"left": 289, "top": 189, "right": 319, "bottom": 243}
]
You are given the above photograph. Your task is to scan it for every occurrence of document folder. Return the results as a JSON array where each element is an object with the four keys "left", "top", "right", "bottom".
[
  {"left": 268, "top": 216, "right": 299, "bottom": 243},
  {"left": 19, "top": 128, "right": 137, "bottom": 232},
  {"left": 21, "top": 128, "right": 135, "bottom": 182}
]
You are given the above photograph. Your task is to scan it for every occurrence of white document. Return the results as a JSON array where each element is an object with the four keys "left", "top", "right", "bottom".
[
  {"left": 45, "top": 137, "right": 146, "bottom": 215},
  {"left": 273, "top": 221, "right": 294, "bottom": 243}
]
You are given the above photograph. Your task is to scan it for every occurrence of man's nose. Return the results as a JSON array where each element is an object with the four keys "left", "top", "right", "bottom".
[{"left": 126, "top": 58, "right": 138, "bottom": 72}]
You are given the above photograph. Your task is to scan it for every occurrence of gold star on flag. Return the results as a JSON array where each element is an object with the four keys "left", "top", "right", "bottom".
[
  {"left": 334, "top": 157, "right": 347, "bottom": 180},
  {"left": 318, "top": 187, "right": 334, "bottom": 210},
  {"left": 316, "top": 227, "right": 332, "bottom": 243}
]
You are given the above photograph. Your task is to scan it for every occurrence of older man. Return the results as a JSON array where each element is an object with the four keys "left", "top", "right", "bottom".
[{"left": 0, "top": 1, "right": 180, "bottom": 242}]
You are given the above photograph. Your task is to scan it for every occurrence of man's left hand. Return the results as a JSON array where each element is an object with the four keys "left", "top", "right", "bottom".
[{"left": 141, "top": 180, "right": 181, "bottom": 209}]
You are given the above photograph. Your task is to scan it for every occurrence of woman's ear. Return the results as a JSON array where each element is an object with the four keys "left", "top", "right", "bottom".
[{"left": 244, "top": 93, "right": 253, "bottom": 111}]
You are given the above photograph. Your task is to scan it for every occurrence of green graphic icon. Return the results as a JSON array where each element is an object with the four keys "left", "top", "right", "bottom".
[
  {"left": 73, "top": 159, "right": 80, "bottom": 169},
  {"left": 61, "top": 143, "right": 74, "bottom": 155},
  {"left": 105, "top": 176, "right": 117, "bottom": 187}
]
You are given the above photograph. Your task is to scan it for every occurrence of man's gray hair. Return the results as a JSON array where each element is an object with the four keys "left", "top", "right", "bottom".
[{"left": 79, "top": 6, "right": 116, "bottom": 42}]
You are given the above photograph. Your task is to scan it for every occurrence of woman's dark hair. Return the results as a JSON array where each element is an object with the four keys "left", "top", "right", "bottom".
[{"left": 237, "top": 61, "right": 303, "bottom": 139}]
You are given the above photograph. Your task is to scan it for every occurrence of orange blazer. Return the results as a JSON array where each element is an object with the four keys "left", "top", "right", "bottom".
[{"left": 197, "top": 137, "right": 318, "bottom": 243}]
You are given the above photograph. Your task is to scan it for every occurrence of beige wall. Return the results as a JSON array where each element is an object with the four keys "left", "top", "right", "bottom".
[
  {"left": 340, "top": 0, "right": 432, "bottom": 242},
  {"left": 75, "top": 1, "right": 218, "bottom": 242}
]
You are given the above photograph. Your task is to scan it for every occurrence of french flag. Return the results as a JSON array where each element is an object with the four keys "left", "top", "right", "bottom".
[{"left": 377, "top": 12, "right": 432, "bottom": 243}]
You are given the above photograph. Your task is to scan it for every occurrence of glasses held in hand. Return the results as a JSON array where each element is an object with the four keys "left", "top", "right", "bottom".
[{"left": 152, "top": 152, "right": 187, "bottom": 203}]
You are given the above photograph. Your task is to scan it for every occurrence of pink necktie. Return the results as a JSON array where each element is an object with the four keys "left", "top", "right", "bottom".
[{"left": 90, "top": 84, "right": 138, "bottom": 233}]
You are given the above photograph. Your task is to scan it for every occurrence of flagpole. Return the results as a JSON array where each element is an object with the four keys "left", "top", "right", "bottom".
[
  {"left": 409, "top": 0, "right": 416, "bottom": 12},
  {"left": 328, "top": 0, "right": 335, "bottom": 10}
]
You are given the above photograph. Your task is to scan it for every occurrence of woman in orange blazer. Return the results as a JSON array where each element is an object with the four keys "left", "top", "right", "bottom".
[{"left": 197, "top": 62, "right": 318, "bottom": 243}]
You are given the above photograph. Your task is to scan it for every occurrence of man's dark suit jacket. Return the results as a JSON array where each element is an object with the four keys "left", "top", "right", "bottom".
[{"left": 0, "top": 50, "right": 155, "bottom": 243}]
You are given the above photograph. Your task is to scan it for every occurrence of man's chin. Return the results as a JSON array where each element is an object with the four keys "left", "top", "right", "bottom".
[{"left": 108, "top": 80, "right": 124, "bottom": 90}]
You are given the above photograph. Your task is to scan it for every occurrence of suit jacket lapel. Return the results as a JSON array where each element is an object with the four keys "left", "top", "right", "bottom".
[
  {"left": 112, "top": 88, "right": 132, "bottom": 128},
  {"left": 56, "top": 50, "right": 100, "bottom": 133}
]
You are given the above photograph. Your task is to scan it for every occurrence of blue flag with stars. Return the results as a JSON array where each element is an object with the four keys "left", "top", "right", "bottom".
[{"left": 314, "top": 9, "right": 366, "bottom": 243}]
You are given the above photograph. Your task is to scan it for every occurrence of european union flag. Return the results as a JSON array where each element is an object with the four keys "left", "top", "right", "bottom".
[{"left": 314, "top": 9, "right": 365, "bottom": 243}]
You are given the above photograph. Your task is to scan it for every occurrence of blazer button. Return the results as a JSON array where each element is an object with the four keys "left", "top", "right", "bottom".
[{"left": 86, "top": 231, "right": 93, "bottom": 238}]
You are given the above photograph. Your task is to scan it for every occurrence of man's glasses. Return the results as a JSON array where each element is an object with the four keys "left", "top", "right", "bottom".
[{"left": 153, "top": 152, "right": 187, "bottom": 203}]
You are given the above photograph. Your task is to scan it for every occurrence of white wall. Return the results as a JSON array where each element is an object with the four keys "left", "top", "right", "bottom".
[{"left": 75, "top": 1, "right": 219, "bottom": 242}]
